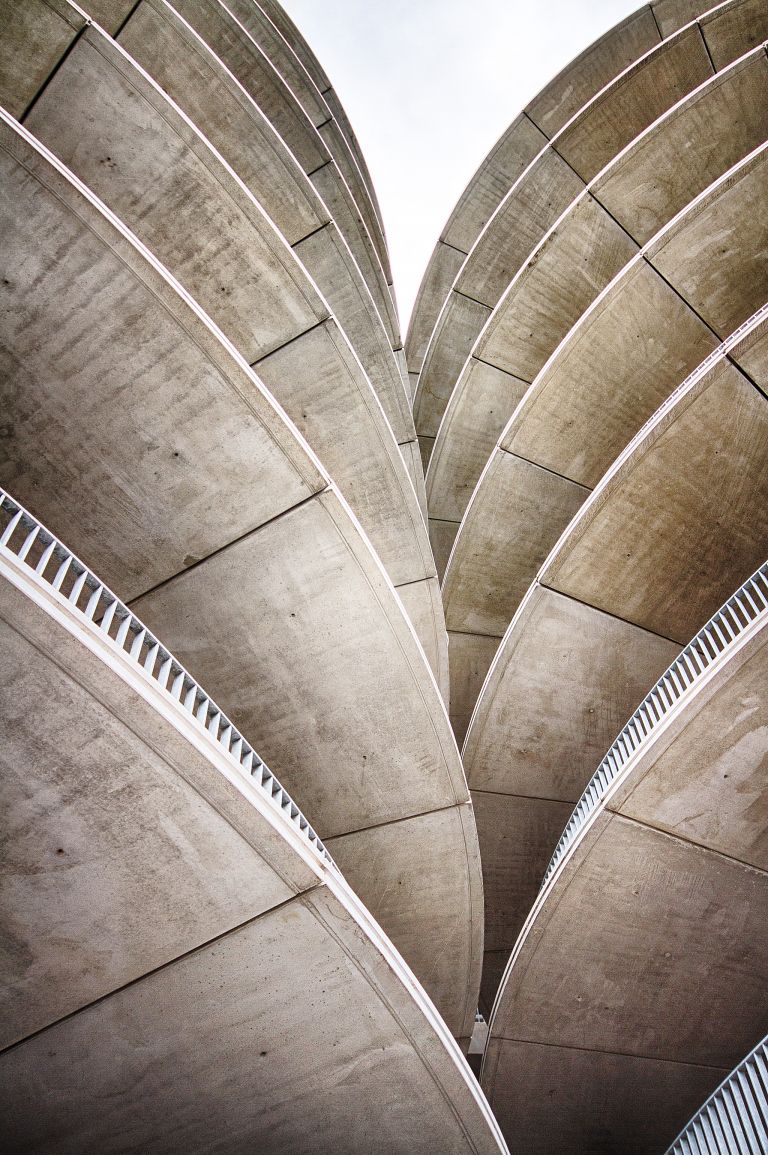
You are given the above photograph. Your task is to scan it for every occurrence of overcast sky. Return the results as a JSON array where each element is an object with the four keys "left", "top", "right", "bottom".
[{"left": 280, "top": 0, "right": 640, "bottom": 330}]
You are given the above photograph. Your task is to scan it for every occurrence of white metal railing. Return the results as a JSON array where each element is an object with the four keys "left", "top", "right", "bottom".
[
  {"left": 0, "top": 489, "right": 334, "bottom": 867},
  {"left": 666, "top": 1034, "right": 768, "bottom": 1154},
  {"left": 543, "top": 560, "right": 768, "bottom": 885}
]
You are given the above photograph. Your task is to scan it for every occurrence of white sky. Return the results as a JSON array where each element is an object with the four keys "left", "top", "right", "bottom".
[{"left": 280, "top": 0, "right": 640, "bottom": 330}]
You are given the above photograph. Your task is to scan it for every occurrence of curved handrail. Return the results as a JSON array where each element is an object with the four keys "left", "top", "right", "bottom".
[
  {"left": 0, "top": 488, "right": 334, "bottom": 867},
  {"left": 543, "top": 559, "right": 768, "bottom": 885},
  {"left": 666, "top": 1034, "right": 768, "bottom": 1153}
]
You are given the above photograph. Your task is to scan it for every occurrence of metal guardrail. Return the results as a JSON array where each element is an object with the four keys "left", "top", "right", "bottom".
[
  {"left": 543, "top": 560, "right": 768, "bottom": 885},
  {"left": 0, "top": 489, "right": 335, "bottom": 867},
  {"left": 666, "top": 1034, "right": 768, "bottom": 1154}
]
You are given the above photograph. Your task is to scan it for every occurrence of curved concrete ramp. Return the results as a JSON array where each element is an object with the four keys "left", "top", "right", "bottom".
[
  {"left": 482, "top": 562, "right": 768, "bottom": 1153},
  {"left": 427, "top": 43, "right": 768, "bottom": 573},
  {"left": 412, "top": 0, "right": 768, "bottom": 460},
  {"left": 0, "top": 16, "right": 445, "bottom": 685},
  {"left": 465, "top": 307, "right": 768, "bottom": 1008},
  {"left": 444, "top": 141, "right": 768, "bottom": 741},
  {"left": 0, "top": 118, "right": 479, "bottom": 1036},
  {"left": 0, "top": 495, "right": 506, "bottom": 1155}
]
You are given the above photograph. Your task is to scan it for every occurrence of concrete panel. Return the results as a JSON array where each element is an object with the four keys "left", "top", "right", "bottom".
[
  {"left": 398, "top": 437, "right": 428, "bottom": 520},
  {"left": 652, "top": 0, "right": 712, "bottom": 37},
  {"left": 701, "top": 0, "right": 768, "bottom": 68},
  {"left": 0, "top": 116, "right": 324, "bottom": 600},
  {"left": 442, "top": 115, "right": 548, "bottom": 254},
  {"left": 544, "top": 359, "right": 768, "bottom": 642},
  {"left": 618, "top": 630, "right": 768, "bottom": 870},
  {"left": 555, "top": 25, "right": 714, "bottom": 182},
  {"left": 426, "top": 359, "right": 529, "bottom": 524},
  {"left": 131, "top": 491, "right": 466, "bottom": 840},
  {"left": 419, "top": 435, "right": 436, "bottom": 474},
  {"left": 395, "top": 576, "right": 449, "bottom": 703},
  {"left": 415, "top": 292, "right": 493, "bottom": 442},
  {"left": 0, "top": 0, "right": 84, "bottom": 118},
  {"left": 292, "top": 222, "right": 413, "bottom": 442},
  {"left": 594, "top": 48, "right": 768, "bottom": 245},
  {"left": 649, "top": 149, "right": 768, "bottom": 335},
  {"left": 405, "top": 241, "right": 467, "bottom": 375},
  {"left": 505, "top": 257, "right": 718, "bottom": 486},
  {"left": 166, "top": 0, "right": 396, "bottom": 340},
  {"left": 442, "top": 452, "right": 588, "bottom": 637},
  {"left": 311, "top": 157, "right": 399, "bottom": 346},
  {"left": 0, "top": 891, "right": 505, "bottom": 1154},
  {"left": 463, "top": 586, "right": 679, "bottom": 801},
  {"left": 0, "top": 596, "right": 295, "bottom": 1047},
  {"left": 731, "top": 310, "right": 768, "bottom": 389},
  {"left": 456, "top": 148, "right": 585, "bottom": 308},
  {"left": 494, "top": 816, "right": 768, "bottom": 1069},
  {"left": 114, "top": 0, "right": 411, "bottom": 445},
  {"left": 254, "top": 319, "right": 434, "bottom": 588},
  {"left": 448, "top": 631, "right": 499, "bottom": 749},
  {"left": 484, "top": 1037, "right": 726, "bottom": 1155},
  {"left": 428, "top": 49, "right": 768, "bottom": 551},
  {"left": 117, "top": 0, "right": 327, "bottom": 246},
  {"left": 326, "top": 804, "right": 482, "bottom": 1037},
  {"left": 479, "top": 951, "right": 510, "bottom": 1019},
  {"left": 479, "top": 192, "right": 640, "bottom": 384},
  {"left": 13, "top": 27, "right": 435, "bottom": 638},
  {"left": 473, "top": 791, "right": 574, "bottom": 955},
  {"left": 25, "top": 30, "right": 326, "bottom": 363},
  {"left": 430, "top": 518, "right": 460, "bottom": 582},
  {"left": 525, "top": 7, "right": 662, "bottom": 137}
]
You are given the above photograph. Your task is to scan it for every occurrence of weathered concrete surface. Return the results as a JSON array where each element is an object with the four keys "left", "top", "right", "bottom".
[
  {"left": 463, "top": 587, "right": 678, "bottom": 973},
  {"left": 0, "top": 558, "right": 505, "bottom": 1154},
  {"left": 0, "top": 118, "right": 481, "bottom": 1032},
  {"left": 221, "top": 0, "right": 391, "bottom": 281},
  {"left": 414, "top": 1, "right": 768, "bottom": 463},
  {"left": 113, "top": 0, "right": 413, "bottom": 448},
  {"left": 404, "top": 2, "right": 663, "bottom": 378},
  {"left": 6, "top": 19, "right": 438, "bottom": 654},
  {"left": 444, "top": 141, "right": 768, "bottom": 699},
  {"left": 542, "top": 359, "right": 768, "bottom": 643},
  {"left": 466, "top": 317, "right": 768, "bottom": 1008},
  {"left": 447, "top": 631, "right": 500, "bottom": 749},
  {"left": 256, "top": 0, "right": 383, "bottom": 220},
  {"left": 485, "top": 739, "right": 766, "bottom": 1145},
  {"left": 484, "top": 1038, "right": 727, "bottom": 1155},
  {"left": 160, "top": 0, "right": 399, "bottom": 346},
  {"left": 412, "top": 18, "right": 723, "bottom": 450},
  {"left": 442, "top": 453, "right": 588, "bottom": 638},
  {"left": 427, "top": 44, "right": 768, "bottom": 546},
  {"left": 396, "top": 576, "right": 449, "bottom": 700}
]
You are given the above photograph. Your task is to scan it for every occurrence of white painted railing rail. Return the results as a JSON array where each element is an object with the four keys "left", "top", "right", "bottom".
[
  {"left": 666, "top": 1034, "right": 768, "bottom": 1154},
  {"left": 0, "top": 489, "right": 334, "bottom": 866}
]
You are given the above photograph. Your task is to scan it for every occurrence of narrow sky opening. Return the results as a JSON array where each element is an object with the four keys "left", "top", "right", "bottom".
[{"left": 280, "top": 0, "right": 641, "bottom": 331}]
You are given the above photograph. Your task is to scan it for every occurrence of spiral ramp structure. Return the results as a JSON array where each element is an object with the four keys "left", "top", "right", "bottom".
[{"left": 1, "top": 1, "right": 768, "bottom": 1151}]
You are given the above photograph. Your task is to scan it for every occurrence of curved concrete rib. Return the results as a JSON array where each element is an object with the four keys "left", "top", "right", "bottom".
[
  {"left": 0, "top": 496, "right": 506, "bottom": 1155},
  {"left": 256, "top": 0, "right": 384, "bottom": 224},
  {"left": 464, "top": 305, "right": 768, "bottom": 1009},
  {"left": 413, "top": 0, "right": 768, "bottom": 461},
  {"left": 65, "top": 0, "right": 399, "bottom": 350},
  {"left": 109, "top": 0, "right": 414, "bottom": 473},
  {"left": 444, "top": 140, "right": 768, "bottom": 742},
  {"left": 0, "top": 14, "right": 446, "bottom": 685},
  {"left": 405, "top": 2, "right": 663, "bottom": 385},
  {"left": 482, "top": 562, "right": 768, "bottom": 1153},
  {"left": 427, "top": 42, "right": 768, "bottom": 575},
  {"left": 0, "top": 117, "right": 480, "bottom": 1035},
  {"left": 666, "top": 1034, "right": 768, "bottom": 1154}
]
